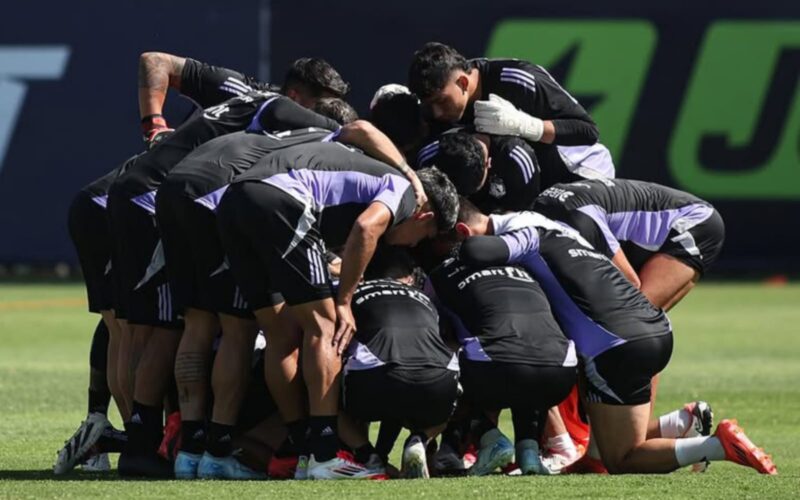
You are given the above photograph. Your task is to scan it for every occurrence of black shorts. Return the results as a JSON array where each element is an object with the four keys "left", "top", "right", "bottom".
[
  {"left": 583, "top": 333, "right": 673, "bottom": 406},
  {"left": 343, "top": 366, "right": 459, "bottom": 431},
  {"left": 107, "top": 193, "right": 181, "bottom": 328},
  {"left": 68, "top": 191, "right": 113, "bottom": 313},
  {"left": 217, "top": 181, "right": 332, "bottom": 309},
  {"left": 156, "top": 184, "right": 252, "bottom": 319},
  {"left": 656, "top": 209, "right": 725, "bottom": 276},
  {"left": 459, "top": 358, "right": 576, "bottom": 412}
]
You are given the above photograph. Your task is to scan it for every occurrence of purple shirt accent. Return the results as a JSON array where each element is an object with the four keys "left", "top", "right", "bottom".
[
  {"left": 91, "top": 195, "right": 108, "bottom": 209},
  {"left": 518, "top": 252, "right": 627, "bottom": 358},
  {"left": 194, "top": 184, "right": 230, "bottom": 212},
  {"left": 556, "top": 143, "right": 616, "bottom": 178},
  {"left": 263, "top": 170, "right": 411, "bottom": 217},
  {"left": 131, "top": 190, "right": 157, "bottom": 215},
  {"left": 499, "top": 227, "right": 540, "bottom": 263},
  {"left": 344, "top": 340, "right": 386, "bottom": 373},
  {"left": 578, "top": 203, "right": 715, "bottom": 254},
  {"left": 245, "top": 95, "right": 281, "bottom": 133}
]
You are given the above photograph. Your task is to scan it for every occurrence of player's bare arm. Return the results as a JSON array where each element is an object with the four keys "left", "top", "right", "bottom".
[{"left": 333, "top": 202, "right": 392, "bottom": 354}]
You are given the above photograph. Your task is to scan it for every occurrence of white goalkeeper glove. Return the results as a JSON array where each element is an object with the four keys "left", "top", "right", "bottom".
[{"left": 474, "top": 93, "right": 544, "bottom": 142}]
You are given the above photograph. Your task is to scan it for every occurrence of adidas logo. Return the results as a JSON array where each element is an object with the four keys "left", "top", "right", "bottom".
[
  {"left": 320, "top": 426, "right": 334, "bottom": 437},
  {"left": 130, "top": 414, "right": 142, "bottom": 424},
  {"left": 192, "top": 430, "right": 205, "bottom": 440}
]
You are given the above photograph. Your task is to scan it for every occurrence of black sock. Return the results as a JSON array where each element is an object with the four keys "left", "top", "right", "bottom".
[
  {"left": 88, "top": 387, "right": 111, "bottom": 416},
  {"left": 128, "top": 401, "right": 163, "bottom": 455},
  {"left": 206, "top": 422, "right": 234, "bottom": 457},
  {"left": 309, "top": 416, "right": 338, "bottom": 462},
  {"left": 96, "top": 427, "right": 128, "bottom": 454},
  {"left": 282, "top": 419, "right": 309, "bottom": 456},
  {"left": 354, "top": 443, "right": 377, "bottom": 465},
  {"left": 375, "top": 420, "right": 402, "bottom": 461},
  {"left": 180, "top": 420, "right": 206, "bottom": 455}
]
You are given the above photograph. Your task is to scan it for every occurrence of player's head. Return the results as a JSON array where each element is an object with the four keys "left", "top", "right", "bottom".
[
  {"left": 428, "top": 132, "right": 488, "bottom": 195},
  {"left": 369, "top": 87, "right": 427, "bottom": 159},
  {"left": 282, "top": 57, "right": 350, "bottom": 107},
  {"left": 364, "top": 244, "right": 417, "bottom": 282},
  {"left": 454, "top": 196, "right": 489, "bottom": 237},
  {"left": 408, "top": 42, "right": 472, "bottom": 123},
  {"left": 384, "top": 167, "right": 459, "bottom": 247},
  {"left": 314, "top": 97, "right": 358, "bottom": 125}
]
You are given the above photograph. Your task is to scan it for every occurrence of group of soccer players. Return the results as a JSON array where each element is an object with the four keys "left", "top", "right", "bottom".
[{"left": 54, "top": 42, "right": 777, "bottom": 480}]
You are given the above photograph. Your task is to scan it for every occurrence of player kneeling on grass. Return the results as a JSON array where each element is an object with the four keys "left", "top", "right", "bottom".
[
  {"left": 337, "top": 246, "right": 459, "bottom": 479},
  {"left": 427, "top": 245, "right": 577, "bottom": 475},
  {"left": 453, "top": 200, "right": 776, "bottom": 475}
]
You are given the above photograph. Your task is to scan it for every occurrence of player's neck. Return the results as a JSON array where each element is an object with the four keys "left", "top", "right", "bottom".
[{"left": 468, "top": 68, "right": 482, "bottom": 102}]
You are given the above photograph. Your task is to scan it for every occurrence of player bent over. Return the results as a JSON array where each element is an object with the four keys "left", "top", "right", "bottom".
[
  {"left": 428, "top": 249, "right": 577, "bottom": 475},
  {"left": 338, "top": 247, "right": 459, "bottom": 479},
  {"left": 454, "top": 202, "right": 776, "bottom": 475},
  {"left": 217, "top": 143, "right": 459, "bottom": 479}
]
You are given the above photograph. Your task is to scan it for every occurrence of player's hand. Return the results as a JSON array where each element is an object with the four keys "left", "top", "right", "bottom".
[
  {"left": 474, "top": 93, "right": 544, "bottom": 142},
  {"left": 333, "top": 301, "right": 357, "bottom": 355},
  {"left": 144, "top": 127, "right": 174, "bottom": 149},
  {"left": 408, "top": 169, "right": 428, "bottom": 210}
]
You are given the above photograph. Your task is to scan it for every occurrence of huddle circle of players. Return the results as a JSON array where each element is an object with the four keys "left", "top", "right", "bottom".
[{"left": 55, "top": 43, "right": 776, "bottom": 480}]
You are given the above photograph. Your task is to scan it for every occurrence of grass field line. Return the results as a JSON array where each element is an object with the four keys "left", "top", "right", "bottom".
[{"left": 0, "top": 297, "right": 86, "bottom": 310}]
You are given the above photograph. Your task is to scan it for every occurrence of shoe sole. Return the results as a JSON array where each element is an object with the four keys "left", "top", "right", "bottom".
[{"left": 470, "top": 446, "right": 515, "bottom": 476}]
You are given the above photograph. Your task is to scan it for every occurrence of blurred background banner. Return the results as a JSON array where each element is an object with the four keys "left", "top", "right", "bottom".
[{"left": 0, "top": 0, "right": 798, "bottom": 274}]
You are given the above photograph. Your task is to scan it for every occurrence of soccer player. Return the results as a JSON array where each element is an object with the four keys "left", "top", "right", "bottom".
[
  {"left": 137, "top": 52, "right": 350, "bottom": 145},
  {"left": 109, "top": 86, "right": 343, "bottom": 478},
  {"left": 428, "top": 246, "right": 577, "bottom": 475},
  {"left": 338, "top": 246, "right": 459, "bottom": 479},
  {"left": 408, "top": 42, "right": 614, "bottom": 179},
  {"left": 216, "top": 143, "right": 459, "bottom": 479},
  {"left": 533, "top": 178, "right": 725, "bottom": 311},
  {"left": 452, "top": 202, "right": 776, "bottom": 475},
  {"left": 158, "top": 119, "right": 425, "bottom": 479},
  {"left": 54, "top": 155, "right": 143, "bottom": 474},
  {"left": 417, "top": 130, "right": 558, "bottom": 213}
]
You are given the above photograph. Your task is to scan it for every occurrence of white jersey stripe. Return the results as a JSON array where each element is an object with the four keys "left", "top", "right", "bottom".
[{"left": 499, "top": 76, "right": 536, "bottom": 93}]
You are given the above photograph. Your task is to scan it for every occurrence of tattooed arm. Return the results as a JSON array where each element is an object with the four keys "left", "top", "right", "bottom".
[{"left": 137, "top": 51, "right": 186, "bottom": 120}]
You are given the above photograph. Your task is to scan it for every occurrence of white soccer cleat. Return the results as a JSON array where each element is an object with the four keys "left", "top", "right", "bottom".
[
  {"left": 308, "top": 451, "right": 387, "bottom": 480},
  {"left": 53, "top": 412, "right": 111, "bottom": 475},
  {"left": 80, "top": 453, "right": 111, "bottom": 472},
  {"left": 401, "top": 436, "right": 430, "bottom": 479}
]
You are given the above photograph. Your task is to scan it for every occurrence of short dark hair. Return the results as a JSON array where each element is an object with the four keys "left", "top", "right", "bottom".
[
  {"left": 369, "top": 93, "right": 424, "bottom": 150},
  {"left": 364, "top": 245, "right": 417, "bottom": 281},
  {"left": 314, "top": 97, "right": 358, "bottom": 125},
  {"left": 417, "top": 167, "right": 460, "bottom": 232},
  {"left": 457, "top": 196, "right": 483, "bottom": 224},
  {"left": 408, "top": 42, "right": 470, "bottom": 99},
  {"left": 428, "top": 132, "right": 485, "bottom": 195},
  {"left": 282, "top": 57, "right": 350, "bottom": 97}
]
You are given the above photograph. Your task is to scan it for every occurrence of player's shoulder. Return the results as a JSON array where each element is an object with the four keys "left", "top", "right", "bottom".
[{"left": 481, "top": 58, "right": 542, "bottom": 93}]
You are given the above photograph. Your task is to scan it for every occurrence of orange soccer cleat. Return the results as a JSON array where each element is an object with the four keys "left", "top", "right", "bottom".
[{"left": 715, "top": 419, "right": 777, "bottom": 475}]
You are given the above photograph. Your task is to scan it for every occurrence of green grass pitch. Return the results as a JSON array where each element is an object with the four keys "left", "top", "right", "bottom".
[{"left": 0, "top": 282, "right": 798, "bottom": 498}]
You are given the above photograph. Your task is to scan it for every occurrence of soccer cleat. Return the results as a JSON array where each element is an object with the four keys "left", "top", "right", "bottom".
[
  {"left": 197, "top": 452, "right": 266, "bottom": 480},
  {"left": 54, "top": 412, "right": 111, "bottom": 475},
  {"left": 683, "top": 401, "right": 714, "bottom": 438},
  {"left": 401, "top": 436, "right": 430, "bottom": 479},
  {"left": 432, "top": 442, "right": 467, "bottom": 476},
  {"left": 308, "top": 451, "right": 388, "bottom": 480},
  {"left": 294, "top": 455, "right": 310, "bottom": 480},
  {"left": 268, "top": 455, "right": 299, "bottom": 479},
  {"left": 516, "top": 439, "right": 554, "bottom": 475},
  {"left": 80, "top": 453, "right": 111, "bottom": 472},
  {"left": 158, "top": 411, "right": 182, "bottom": 461},
  {"left": 715, "top": 419, "right": 777, "bottom": 475},
  {"left": 174, "top": 451, "right": 202, "bottom": 479},
  {"left": 683, "top": 401, "right": 713, "bottom": 472},
  {"left": 469, "top": 428, "right": 514, "bottom": 476}
]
